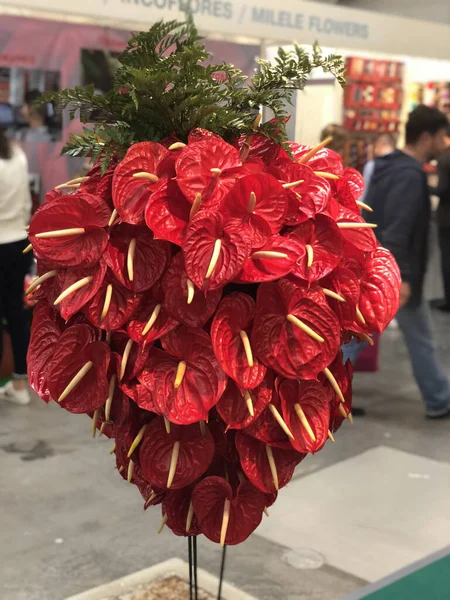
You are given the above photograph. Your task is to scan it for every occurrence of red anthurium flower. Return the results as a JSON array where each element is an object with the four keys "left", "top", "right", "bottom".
[
  {"left": 29, "top": 260, "right": 61, "bottom": 306},
  {"left": 138, "top": 327, "right": 226, "bottom": 425},
  {"left": 321, "top": 352, "right": 353, "bottom": 433},
  {"left": 188, "top": 128, "right": 222, "bottom": 144},
  {"left": 120, "top": 377, "right": 158, "bottom": 414},
  {"left": 144, "top": 178, "right": 191, "bottom": 246},
  {"left": 162, "top": 325, "right": 227, "bottom": 402},
  {"left": 44, "top": 189, "right": 62, "bottom": 205},
  {"left": 192, "top": 476, "right": 267, "bottom": 546},
  {"left": 270, "top": 162, "right": 328, "bottom": 223},
  {"left": 111, "top": 331, "right": 151, "bottom": 383},
  {"left": 332, "top": 167, "right": 364, "bottom": 212},
  {"left": 183, "top": 211, "right": 251, "bottom": 290},
  {"left": 104, "top": 224, "right": 171, "bottom": 293},
  {"left": 112, "top": 141, "right": 171, "bottom": 224},
  {"left": 252, "top": 279, "right": 340, "bottom": 380},
  {"left": 91, "top": 364, "right": 141, "bottom": 440},
  {"left": 162, "top": 253, "right": 222, "bottom": 327},
  {"left": 47, "top": 324, "right": 110, "bottom": 414},
  {"left": 279, "top": 379, "right": 330, "bottom": 453},
  {"left": 320, "top": 266, "right": 360, "bottom": 329},
  {"left": 27, "top": 302, "right": 62, "bottom": 403},
  {"left": 127, "top": 285, "right": 177, "bottom": 346},
  {"left": 81, "top": 161, "right": 117, "bottom": 207},
  {"left": 211, "top": 293, "right": 267, "bottom": 390},
  {"left": 84, "top": 269, "right": 141, "bottom": 330},
  {"left": 358, "top": 246, "right": 401, "bottom": 332},
  {"left": 289, "top": 214, "right": 344, "bottom": 282},
  {"left": 236, "top": 235, "right": 305, "bottom": 284},
  {"left": 220, "top": 173, "right": 287, "bottom": 247},
  {"left": 244, "top": 383, "right": 293, "bottom": 450},
  {"left": 234, "top": 132, "right": 287, "bottom": 165},
  {"left": 215, "top": 372, "right": 273, "bottom": 430},
  {"left": 176, "top": 138, "right": 242, "bottom": 207},
  {"left": 289, "top": 142, "right": 344, "bottom": 175},
  {"left": 139, "top": 418, "right": 215, "bottom": 489},
  {"left": 235, "top": 432, "right": 304, "bottom": 493},
  {"left": 55, "top": 260, "right": 107, "bottom": 321},
  {"left": 333, "top": 204, "right": 377, "bottom": 253},
  {"left": 29, "top": 194, "right": 109, "bottom": 268},
  {"left": 162, "top": 486, "right": 202, "bottom": 537},
  {"left": 340, "top": 238, "right": 367, "bottom": 277}
]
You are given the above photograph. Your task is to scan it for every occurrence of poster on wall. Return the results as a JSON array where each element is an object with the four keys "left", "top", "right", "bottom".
[{"left": 343, "top": 56, "right": 404, "bottom": 171}]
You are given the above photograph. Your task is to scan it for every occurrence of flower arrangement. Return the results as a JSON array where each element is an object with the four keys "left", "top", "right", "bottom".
[{"left": 26, "top": 18, "right": 400, "bottom": 547}]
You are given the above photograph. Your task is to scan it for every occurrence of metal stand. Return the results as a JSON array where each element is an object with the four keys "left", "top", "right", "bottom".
[
  {"left": 188, "top": 536, "right": 198, "bottom": 600},
  {"left": 188, "top": 537, "right": 227, "bottom": 600}
]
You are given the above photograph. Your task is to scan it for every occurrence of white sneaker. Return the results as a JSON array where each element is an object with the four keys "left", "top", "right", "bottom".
[{"left": 0, "top": 380, "right": 31, "bottom": 406}]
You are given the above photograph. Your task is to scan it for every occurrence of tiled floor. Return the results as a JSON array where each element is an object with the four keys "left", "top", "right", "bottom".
[
  {"left": 1, "top": 227, "right": 450, "bottom": 600},
  {"left": 258, "top": 446, "right": 450, "bottom": 582}
]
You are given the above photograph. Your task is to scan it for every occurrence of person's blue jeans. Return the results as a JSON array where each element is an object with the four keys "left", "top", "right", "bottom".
[{"left": 342, "top": 303, "right": 450, "bottom": 416}]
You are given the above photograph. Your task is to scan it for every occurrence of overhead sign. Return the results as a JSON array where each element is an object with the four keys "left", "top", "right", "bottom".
[{"left": 2, "top": 0, "right": 450, "bottom": 60}]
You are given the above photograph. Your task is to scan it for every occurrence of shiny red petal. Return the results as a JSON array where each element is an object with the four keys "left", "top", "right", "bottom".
[
  {"left": 47, "top": 324, "right": 109, "bottom": 413},
  {"left": 252, "top": 279, "right": 341, "bottom": 380},
  {"left": 235, "top": 432, "right": 304, "bottom": 493},
  {"left": 139, "top": 347, "right": 221, "bottom": 424},
  {"left": 162, "top": 253, "right": 222, "bottom": 327},
  {"left": 139, "top": 418, "right": 215, "bottom": 489},
  {"left": 163, "top": 486, "right": 201, "bottom": 537},
  {"left": 220, "top": 173, "right": 288, "bottom": 243},
  {"left": 55, "top": 260, "right": 107, "bottom": 321},
  {"left": 289, "top": 142, "right": 344, "bottom": 175},
  {"left": 270, "top": 162, "right": 329, "bottom": 222},
  {"left": 236, "top": 235, "right": 305, "bottom": 284},
  {"left": 176, "top": 138, "right": 242, "bottom": 204},
  {"left": 127, "top": 288, "right": 177, "bottom": 345},
  {"left": 279, "top": 379, "right": 330, "bottom": 453},
  {"left": 320, "top": 267, "right": 360, "bottom": 328},
  {"left": 183, "top": 211, "right": 250, "bottom": 290},
  {"left": 104, "top": 224, "right": 171, "bottom": 293},
  {"left": 84, "top": 270, "right": 141, "bottom": 330},
  {"left": 112, "top": 141, "right": 170, "bottom": 224},
  {"left": 335, "top": 205, "right": 377, "bottom": 252},
  {"left": 27, "top": 302, "right": 62, "bottom": 403},
  {"left": 192, "top": 476, "right": 266, "bottom": 545},
  {"left": 29, "top": 196, "right": 109, "bottom": 268},
  {"left": 289, "top": 215, "right": 344, "bottom": 282},
  {"left": 358, "top": 246, "right": 401, "bottom": 332},
  {"left": 211, "top": 293, "right": 266, "bottom": 389},
  {"left": 215, "top": 372, "right": 273, "bottom": 430},
  {"left": 333, "top": 167, "right": 365, "bottom": 212},
  {"left": 144, "top": 178, "right": 190, "bottom": 246}
]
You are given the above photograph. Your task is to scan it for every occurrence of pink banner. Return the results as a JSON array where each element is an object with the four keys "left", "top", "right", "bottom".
[{"left": 0, "top": 15, "right": 258, "bottom": 199}]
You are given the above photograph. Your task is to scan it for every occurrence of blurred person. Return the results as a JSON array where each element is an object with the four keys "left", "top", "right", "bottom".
[
  {"left": 360, "top": 133, "right": 396, "bottom": 204},
  {"left": 17, "top": 89, "right": 52, "bottom": 143},
  {"left": 320, "top": 123, "right": 348, "bottom": 158},
  {"left": 344, "top": 105, "right": 450, "bottom": 419},
  {"left": 432, "top": 126, "right": 450, "bottom": 311},
  {"left": 0, "top": 128, "right": 32, "bottom": 405}
]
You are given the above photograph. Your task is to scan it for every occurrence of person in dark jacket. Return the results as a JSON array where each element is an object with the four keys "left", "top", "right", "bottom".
[
  {"left": 433, "top": 128, "right": 450, "bottom": 310},
  {"left": 344, "top": 105, "right": 450, "bottom": 418}
]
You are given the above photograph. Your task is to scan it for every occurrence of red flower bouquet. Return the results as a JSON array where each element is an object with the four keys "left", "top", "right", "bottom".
[{"left": 26, "top": 20, "right": 400, "bottom": 548}]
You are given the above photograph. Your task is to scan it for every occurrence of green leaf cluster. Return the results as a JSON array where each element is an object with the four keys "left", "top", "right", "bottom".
[{"left": 41, "top": 17, "right": 345, "bottom": 172}]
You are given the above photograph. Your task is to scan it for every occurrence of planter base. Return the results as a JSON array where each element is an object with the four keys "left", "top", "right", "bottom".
[{"left": 65, "top": 557, "right": 258, "bottom": 600}]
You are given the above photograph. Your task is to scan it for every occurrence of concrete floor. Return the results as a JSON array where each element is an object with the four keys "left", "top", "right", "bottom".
[{"left": 1, "top": 229, "right": 450, "bottom": 600}]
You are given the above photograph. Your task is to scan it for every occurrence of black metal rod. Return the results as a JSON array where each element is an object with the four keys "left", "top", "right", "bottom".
[
  {"left": 217, "top": 545, "right": 227, "bottom": 600},
  {"left": 188, "top": 536, "right": 193, "bottom": 600},
  {"left": 193, "top": 535, "right": 199, "bottom": 600}
]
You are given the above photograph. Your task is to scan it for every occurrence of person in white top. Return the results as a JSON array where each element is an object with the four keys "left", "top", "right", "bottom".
[{"left": 0, "top": 127, "right": 32, "bottom": 405}]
